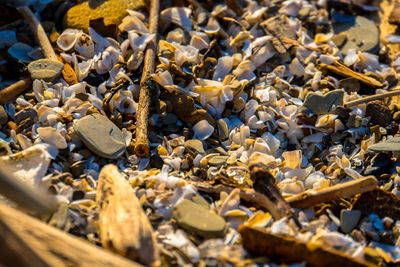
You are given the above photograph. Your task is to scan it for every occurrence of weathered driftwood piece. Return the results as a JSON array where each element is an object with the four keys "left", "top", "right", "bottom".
[
  {"left": 194, "top": 176, "right": 378, "bottom": 211},
  {"left": 320, "top": 61, "right": 383, "bottom": 87},
  {"left": 0, "top": 77, "right": 32, "bottom": 104},
  {"left": 0, "top": 164, "right": 57, "bottom": 215},
  {"left": 249, "top": 154, "right": 300, "bottom": 226},
  {"left": 134, "top": 0, "right": 160, "bottom": 157},
  {"left": 97, "top": 164, "right": 159, "bottom": 266},
  {"left": 287, "top": 176, "right": 378, "bottom": 209},
  {"left": 239, "top": 225, "right": 375, "bottom": 267},
  {"left": 0, "top": 201, "right": 143, "bottom": 267},
  {"left": 344, "top": 88, "right": 400, "bottom": 107}
]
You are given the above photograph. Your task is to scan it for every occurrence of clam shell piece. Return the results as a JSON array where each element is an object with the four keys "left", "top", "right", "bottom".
[
  {"left": 193, "top": 120, "right": 214, "bottom": 140},
  {"left": 37, "top": 127, "right": 67, "bottom": 149},
  {"left": 74, "top": 32, "right": 94, "bottom": 58},
  {"left": 0, "top": 144, "right": 56, "bottom": 186},
  {"left": 174, "top": 44, "right": 199, "bottom": 66},
  {"left": 119, "top": 15, "right": 148, "bottom": 33},
  {"left": 160, "top": 7, "right": 192, "bottom": 30},
  {"left": 57, "top": 29, "right": 82, "bottom": 51},
  {"left": 245, "top": 211, "right": 272, "bottom": 228},
  {"left": 218, "top": 189, "right": 240, "bottom": 217},
  {"left": 282, "top": 150, "right": 302, "bottom": 169},
  {"left": 213, "top": 56, "right": 233, "bottom": 81},
  {"left": 315, "top": 114, "right": 338, "bottom": 128},
  {"left": 128, "top": 32, "right": 155, "bottom": 52}
]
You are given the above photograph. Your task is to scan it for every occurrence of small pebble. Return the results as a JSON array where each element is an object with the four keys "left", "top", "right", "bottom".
[{"left": 340, "top": 209, "right": 361, "bottom": 234}]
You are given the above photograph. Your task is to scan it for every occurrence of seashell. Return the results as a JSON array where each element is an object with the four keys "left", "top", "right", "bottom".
[
  {"left": 270, "top": 217, "right": 297, "bottom": 236},
  {"left": 385, "top": 34, "right": 400, "bottom": 44},
  {"left": 190, "top": 35, "right": 208, "bottom": 50},
  {"left": 250, "top": 36, "right": 275, "bottom": 68},
  {"left": 304, "top": 171, "right": 326, "bottom": 189},
  {"left": 246, "top": 211, "right": 272, "bottom": 228},
  {"left": 0, "top": 144, "right": 56, "bottom": 186},
  {"left": 261, "top": 132, "right": 280, "bottom": 156},
  {"left": 119, "top": 15, "right": 148, "bottom": 33},
  {"left": 315, "top": 114, "right": 338, "bottom": 128},
  {"left": 116, "top": 92, "right": 138, "bottom": 114},
  {"left": 0, "top": 30, "right": 17, "bottom": 49},
  {"left": 96, "top": 46, "right": 120, "bottom": 74},
  {"left": 279, "top": 0, "right": 302, "bottom": 16},
  {"left": 285, "top": 166, "right": 313, "bottom": 181},
  {"left": 282, "top": 150, "right": 302, "bottom": 169},
  {"left": 357, "top": 52, "right": 380, "bottom": 71},
  {"left": 344, "top": 49, "right": 358, "bottom": 66},
  {"left": 37, "top": 126, "right": 67, "bottom": 149},
  {"left": 167, "top": 29, "right": 185, "bottom": 44},
  {"left": 193, "top": 120, "right": 214, "bottom": 140},
  {"left": 160, "top": 7, "right": 192, "bottom": 30},
  {"left": 8, "top": 42, "right": 35, "bottom": 63},
  {"left": 302, "top": 133, "right": 325, "bottom": 143},
  {"left": 278, "top": 179, "right": 304, "bottom": 195},
  {"left": 72, "top": 55, "right": 93, "bottom": 81},
  {"left": 74, "top": 32, "right": 94, "bottom": 59},
  {"left": 213, "top": 56, "right": 233, "bottom": 81},
  {"left": 88, "top": 27, "right": 111, "bottom": 49},
  {"left": 218, "top": 188, "right": 240, "bottom": 216},
  {"left": 128, "top": 32, "right": 155, "bottom": 52},
  {"left": 233, "top": 60, "right": 256, "bottom": 81},
  {"left": 217, "top": 118, "right": 230, "bottom": 140},
  {"left": 198, "top": 17, "right": 220, "bottom": 34},
  {"left": 57, "top": 29, "right": 82, "bottom": 51},
  {"left": 289, "top": 57, "right": 305, "bottom": 77},
  {"left": 174, "top": 44, "right": 199, "bottom": 66},
  {"left": 127, "top": 51, "right": 144, "bottom": 71}
]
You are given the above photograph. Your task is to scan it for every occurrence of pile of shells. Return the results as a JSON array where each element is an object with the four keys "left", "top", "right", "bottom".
[{"left": 1, "top": 0, "right": 400, "bottom": 265}]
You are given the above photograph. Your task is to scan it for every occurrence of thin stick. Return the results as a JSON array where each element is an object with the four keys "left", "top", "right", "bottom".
[
  {"left": 286, "top": 176, "right": 378, "bottom": 209},
  {"left": 16, "top": 6, "right": 58, "bottom": 61},
  {"left": 344, "top": 88, "right": 400, "bottom": 107},
  {"left": 134, "top": 0, "right": 160, "bottom": 157},
  {"left": 0, "top": 77, "right": 32, "bottom": 105}
]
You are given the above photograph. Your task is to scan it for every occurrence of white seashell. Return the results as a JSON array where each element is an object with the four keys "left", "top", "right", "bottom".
[
  {"left": 279, "top": 0, "right": 302, "bottom": 16},
  {"left": 96, "top": 46, "right": 120, "bottom": 73},
  {"left": 160, "top": 7, "right": 192, "bottom": 30},
  {"left": 285, "top": 166, "right": 313, "bottom": 181},
  {"left": 190, "top": 35, "right": 209, "bottom": 50},
  {"left": 302, "top": 133, "right": 325, "bottom": 143},
  {"left": 270, "top": 217, "right": 296, "bottom": 236},
  {"left": 128, "top": 32, "right": 155, "bottom": 52},
  {"left": 73, "top": 56, "right": 93, "bottom": 81},
  {"left": 174, "top": 44, "right": 199, "bottom": 66},
  {"left": 193, "top": 120, "right": 214, "bottom": 140},
  {"left": 0, "top": 144, "right": 56, "bottom": 187},
  {"left": 385, "top": 34, "right": 400, "bottom": 44},
  {"left": 57, "top": 29, "right": 82, "bottom": 51},
  {"left": 289, "top": 57, "right": 305, "bottom": 77},
  {"left": 279, "top": 179, "right": 304, "bottom": 195},
  {"left": 199, "top": 17, "right": 220, "bottom": 34},
  {"left": 167, "top": 29, "right": 185, "bottom": 44},
  {"left": 311, "top": 71, "right": 322, "bottom": 90},
  {"left": 217, "top": 118, "right": 230, "bottom": 140},
  {"left": 357, "top": 52, "right": 380, "bottom": 71},
  {"left": 37, "top": 126, "right": 67, "bottom": 149},
  {"left": 219, "top": 188, "right": 240, "bottom": 216},
  {"left": 127, "top": 51, "right": 144, "bottom": 71},
  {"left": 315, "top": 114, "right": 338, "bottom": 128},
  {"left": 261, "top": 132, "right": 280, "bottom": 156},
  {"left": 117, "top": 94, "right": 138, "bottom": 114},
  {"left": 74, "top": 32, "right": 94, "bottom": 59},
  {"left": 233, "top": 60, "right": 256, "bottom": 81},
  {"left": 344, "top": 168, "right": 363, "bottom": 179},
  {"left": 250, "top": 38, "right": 275, "bottom": 68},
  {"left": 119, "top": 15, "right": 148, "bottom": 33},
  {"left": 253, "top": 138, "right": 271, "bottom": 154},
  {"left": 213, "top": 56, "right": 233, "bottom": 81},
  {"left": 344, "top": 49, "right": 358, "bottom": 66},
  {"left": 0, "top": 30, "right": 17, "bottom": 49},
  {"left": 319, "top": 55, "right": 339, "bottom": 65},
  {"left": 304, "top": 171, "right": 326, "bottom": 189},
  {"left": 88, "top": 27, "right": 111, "bottom": 49},
  {"left": 244, "top": 99, "right": 259, "bottom": 122},
  {"left": 319, "top": 231, "right": 356, "bottom": 248},
  {"left": 282, "top": 150, "right": 302, "bottom": 169},
  {"left": 164, "top": 157, "right": 181, "bottom": 171}
]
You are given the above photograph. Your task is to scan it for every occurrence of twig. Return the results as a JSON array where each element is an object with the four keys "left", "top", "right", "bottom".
[
  {"left": 16, "top": 6, "right": 58, "bottom": 61},
  {"left": 344, "top": 88, "right": 400, "bottom": 107},
  {"left": 97, "top": 165, "right": 159, "bottom": 266},
  {"left": 286, "top": 176, "right": 378, "bottom": 209},
  {"left": 134, "top": 0, "right": 160, "bottom": 157},
  {"left": 0, "top": 77, "right": 32, "bottom": 105}
]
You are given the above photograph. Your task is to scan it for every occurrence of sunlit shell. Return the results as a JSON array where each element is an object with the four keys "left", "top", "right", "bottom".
[
  {"left": 37, "top": 126, "right": 67, "bottom": 149},
  {"left": 261, "top": 132, "right": 280, "bottom": 156},
  {"left": 217, "top": 118, "right": 230, "bottom": 140},
  {"left": 199, "top": 17, "right": 220, "bottom": 34},
  {"left": 96, "top": 46, "right": 120, "bottom": 74},
  {"left": 119, "top": 15, "right": 148, "bottom": 33},
  {"left": 304, "top": 171, "right": 325, "bottom": 189},
  {"left": 127, "top": 51, "right": 144, "bottom": 71},
  {"left": 285, "top": 166, "right": 313, "bottom": 181},
  {"left": 315, "top": 114, "right": 338, "bottom": 128},
  {"left": 213, "top": 56, "right": 233, "bottom": 81},
  {"left": 190, "top": 35, "right": 208, "bottom": 50},
  {"left": 57, "top": 29, "right": 82, "bottom": 51},
  {"left": 174, "top": 44, "right": 199, "bottom": 66},
  {"left": 344, "top": 49, "right": 358, "bottom": 66},
  {"left": 74, "top": 32, "right": 94, "bottom": 59},
  {"left": 289, "top": 57, "right": 305, "bottom": 77},
  {"left": 128, "top": 32, "right": 155, "bottom": 52},
  {"left": 278, "top": 179, "right": 304, "bottom": 195},
  {"left": 193, "top": 120, "right": 214, "bottom": 140},
  {"left": 116, "top": 92, "right": 138, "bottom": 114},
  {"left": 160, "top": 7, "right": 192, "bottom": 30},
  {"left": 218, "top": 188, "right": 240, "bottom": 216},
  {"left": 246, "top": 211, "right": 272, "bottom": 228},
  {"left": 249, "top": 36, "right": 275, "bottom": 68},
  {"left": 282, "top": 150, "right": 302, "bottom": 169},
  {"left": 233, "top": 60, "right": 256, "bottom": 81}
]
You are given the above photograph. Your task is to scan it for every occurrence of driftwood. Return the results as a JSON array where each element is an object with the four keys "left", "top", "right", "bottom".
[
  {"left": 134, "top": 0, "right": 160, "bottom": 157},
  {"left": 97, "top": 164, "right": 160, "bottom": 266},
  {"left": 344, "top": 88, "right": 400, "bottom": 107},
  {"left": 0, "top": 201, "right": 142, "bottom": 267},
  {"left": 0, "top": 77, "right": 32, "bottom": 105},
  {"left": 239, "top": 225, "right": 375, "bottom": 267},
  {"left": 194, "top": 176, "right": 378, "bottom": 211},
  {"left": 287, "top": 176, "right": 378, "bottom": 209}
]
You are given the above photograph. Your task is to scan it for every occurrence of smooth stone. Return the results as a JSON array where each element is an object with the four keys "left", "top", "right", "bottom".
[
  {"left": 333, "top": 16, "right": 379, "bottom": 55},
  {"left": 184, "top": 139, "right": 205, "bottom": 157},
  {"left": 340, "top": 209, "right": 361, "bottom": 234},
  {"left": 173, "top": 199, "right": 227, "bottom": 238},
  {"left": 163, "top": 113, "right": 178, "bottom": 125},
  {"left": 27, "top": 59, "right": 64, "bottom": 81},
  {"left": 191, "top": 194, "right": 209, "bottom": 209},
  {"left": 208, "top": 155, "right": 228, "bottom": 166},
  {"left": 63, "top": 0, "right": 146, "bottom": 32},
  {"left": 73, "top": 113, "right": 126, "bottom": 159},
  {"left": 303, "top": 89, "right": 344, "bottom": 115},
  {"left": 368, "top": 137, "right": 400, "bottom": 152},
  {"left": 0, "top": 106, "right": 8, "bottom": 125}
]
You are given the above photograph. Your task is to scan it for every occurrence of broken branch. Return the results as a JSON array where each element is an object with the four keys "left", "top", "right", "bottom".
[
  {"left": 134, "top": 0, "right": 160, "bottom": 157},
  {"left": 344, "top": 88, "right": 400, "bottom": 107},
  {"left": 0, "top": 77, "right": 32, "bottom": 105}
]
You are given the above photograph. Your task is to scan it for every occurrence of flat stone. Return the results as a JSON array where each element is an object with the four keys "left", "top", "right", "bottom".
[
  {"left": 27, "top": 59, "right": 64, "bottom": 81},
  {"left": 184, "top": 139, "right": 205, "bottom": 157},
  {"left": 340, "top": 209, "right": 361, "bottom": 234},
  {"left": 0, "top": 105, "right": 8, "bottom": 125},
  {"left": 368, "top": 137, "right": 400, "bottom": 152},
  {"left": 303, "top": 89, "right": 344, "bottom": 115},
  {"left": 63, "top": 0, "right": 146, "bottom": 32},
  {"left": 191, "top": 194, "right": 209, "bottom": 209},
  {"left": 73, "top": 113, "right": 126, "bottom": 159},
  {"left": 333, "top": 16, "right": 379, "bottom": 55},
  {"left": 173, "top": 199, "right": 227, "bottom": 238},
  {"left": 208, "top": 155, "right": 228, "bottom": 166}
]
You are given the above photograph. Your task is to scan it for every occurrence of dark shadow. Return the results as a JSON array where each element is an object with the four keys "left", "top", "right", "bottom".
[{"left": 88, "top": 0, "right": 107, "bottom": 9}]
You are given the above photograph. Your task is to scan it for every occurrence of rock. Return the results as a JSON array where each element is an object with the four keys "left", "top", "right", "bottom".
[
  {"left": 366, "top": 101, "right": 391, "bottom": 127},
  {"left": 368, "top": 137, "right": 400, "bottom": 153},
  {"left": 63, "top": 0, "right": 146, "bottom": 32},
  {"left": 191, "top": 194, "right": 209, "bottom": 209},
  {"left": 163, "top": 113, "right": 178, "bottom": 125},
  {"left": 208, "top": 155, "right": 228, "bottom": 167},
  {"left": 27, "top": 59, "right": 64, "bottom": 81},
  {"left": 340, "top": 209, "right": 361, "bottom": 234},
  {"left": 150, "top": 154, "right": 164, "bottom": 169},
  {"left": 303, "top": 89, "right": 344, "bottom": 115},
  {"left": 0, "top": 105, "right": 8, "bottom": 125},
  {"left": 184, "top": 139, "right": 205, "bottom": 157},
  {"left": 73, "top": 113, "right": 126, "bottom": 159},
  {"left": 333, "top": 16, "right": 379, "bottom": 55},
  {"left": 173, "top": 199, "right": 227, "bottom": 238},
  {"left": 364, "top": 152, "right": 393, "bottom": 176}
]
